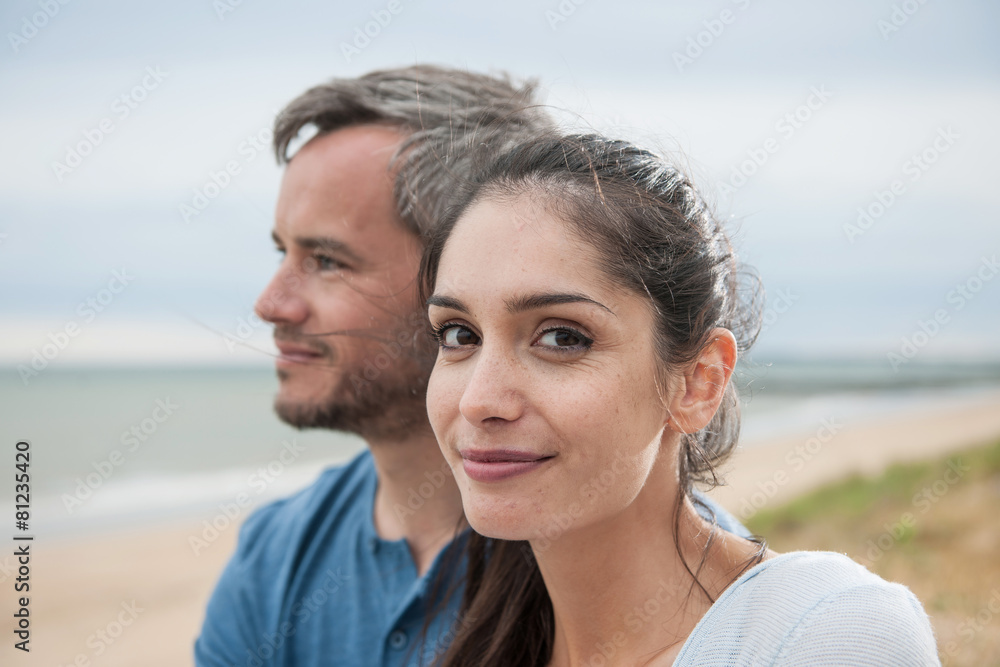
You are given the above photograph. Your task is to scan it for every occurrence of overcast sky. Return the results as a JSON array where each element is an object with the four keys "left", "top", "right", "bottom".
[{"left": 1, "top": 0, "right": 998, "bottom": 366}]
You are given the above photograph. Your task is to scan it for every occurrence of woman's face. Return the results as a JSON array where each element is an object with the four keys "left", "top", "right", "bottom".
[{"left": 426, "top": 194, "right": 675, "bottom": 543}]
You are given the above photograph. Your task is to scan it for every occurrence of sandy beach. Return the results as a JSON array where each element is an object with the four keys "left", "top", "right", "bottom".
[
  {"left": 4, "top": 518, "right": 237, "bottom": 667},
  {"left": 5, "top": 390, "right": 1000, "bottom": 666},
  {"left": 707, "top": 388, "right": 1000, "bottom": 519}
]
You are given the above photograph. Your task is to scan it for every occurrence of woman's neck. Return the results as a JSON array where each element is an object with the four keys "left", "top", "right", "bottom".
[{"left": 534, "top": 483, "right": 763, "bottom": 667}]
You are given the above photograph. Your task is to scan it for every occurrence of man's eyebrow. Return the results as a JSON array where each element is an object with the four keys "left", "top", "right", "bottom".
[{"left": 426, "top": 292, "right": 616, "bottom": 317}]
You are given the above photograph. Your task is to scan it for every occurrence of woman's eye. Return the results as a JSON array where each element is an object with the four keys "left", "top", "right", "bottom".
[
  {"left": 438, "top": 325, "right": 480, "bottom": 348},
  {"left": 536, "top": 328, "right": 592, "bottom": 349}
]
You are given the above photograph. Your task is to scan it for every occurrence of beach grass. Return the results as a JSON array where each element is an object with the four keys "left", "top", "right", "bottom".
[{"left": 746, "top": 438, "right": 1000, "bottom": 666}]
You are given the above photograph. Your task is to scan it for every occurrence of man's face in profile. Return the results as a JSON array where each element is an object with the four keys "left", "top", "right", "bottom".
[{"left": 254, "top": 125, "right": 432, "bottom": 438}]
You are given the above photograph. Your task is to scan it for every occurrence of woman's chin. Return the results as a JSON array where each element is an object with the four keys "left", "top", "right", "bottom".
[{"left": 464, "top": 504, "right": 537, "bottom": 541}]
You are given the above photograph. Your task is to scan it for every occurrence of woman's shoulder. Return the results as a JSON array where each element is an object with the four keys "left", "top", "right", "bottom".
[
  {"left": 674, "top": 551, "right": 940, "bottom": 665},
  {"left": 739, "top": 549, "right": 896, "bottom": 594}
]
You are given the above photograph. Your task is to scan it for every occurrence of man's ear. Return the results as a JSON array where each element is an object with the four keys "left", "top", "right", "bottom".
[{"left": 666, "top": 328, "right": 737, "bottom": 434}]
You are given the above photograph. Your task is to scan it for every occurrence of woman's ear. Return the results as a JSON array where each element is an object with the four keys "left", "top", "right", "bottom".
[{"left": 667, "top": 328, "right": 737, "bottom": 434}]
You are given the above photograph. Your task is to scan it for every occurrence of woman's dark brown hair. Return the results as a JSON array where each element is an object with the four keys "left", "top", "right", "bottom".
[{"left": 419, "top": 133, "right": 766, "bottom": 666}]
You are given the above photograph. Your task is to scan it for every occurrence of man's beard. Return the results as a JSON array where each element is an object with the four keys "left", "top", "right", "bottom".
[{"left": 273, "top": 326, "right": 436, "bottom": 442}]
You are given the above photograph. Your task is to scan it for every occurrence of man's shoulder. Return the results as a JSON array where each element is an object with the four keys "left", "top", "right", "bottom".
[
  {"left": 234, "top": 449, "right": 375, "bottom": 564},
  {"left": 195, "top": 450, "right": 380, "bottom": 665}
]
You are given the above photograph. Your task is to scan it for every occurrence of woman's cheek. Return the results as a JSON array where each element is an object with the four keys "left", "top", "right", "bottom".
[{"left": 426, "top": 367, "right": 454, "bottom": 436}]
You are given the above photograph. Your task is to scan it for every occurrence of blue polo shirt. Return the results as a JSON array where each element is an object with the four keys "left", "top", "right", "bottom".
[
  {"left": 195, "top": 451, "right": 466, "bottom": 667},
  {"left": 195, "top": 450, "right": 750, "bottom": 667}
]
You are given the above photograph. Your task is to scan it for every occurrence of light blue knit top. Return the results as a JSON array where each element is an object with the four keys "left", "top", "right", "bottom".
[{"left": 673, "top": 551, "right": 940, "bottom": 665}]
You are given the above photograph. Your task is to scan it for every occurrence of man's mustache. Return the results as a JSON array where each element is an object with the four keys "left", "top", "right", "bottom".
[
  {"left": 273, "top": 327, "right": 415, "bottom": 354},
  {"left": 273, "top": 330, "right": 333, "bottom": 357}
]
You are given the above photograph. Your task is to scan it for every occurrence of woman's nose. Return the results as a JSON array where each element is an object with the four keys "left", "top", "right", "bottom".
[{"left": 458, "top": 344, "right": 526, "bottom": 426}]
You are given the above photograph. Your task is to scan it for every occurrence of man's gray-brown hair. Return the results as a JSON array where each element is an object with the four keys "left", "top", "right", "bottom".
[{"left": 272, "top": 65, "right": 556, "bottom": 240}]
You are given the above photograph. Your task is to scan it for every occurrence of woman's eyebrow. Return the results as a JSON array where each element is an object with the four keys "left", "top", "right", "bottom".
[
  {"left": 506, "top": 292, "right": 616, "bottom": 317},
  {"left": 426, "top": 292, "right": 616, "bottom": 317},
  {"left": 426, "top": 294, "right": 468, "bottom": 313}
]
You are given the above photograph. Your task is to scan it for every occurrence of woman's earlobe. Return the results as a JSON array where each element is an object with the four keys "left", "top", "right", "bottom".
[
  {"left": 669, "top": 421, "right": 688, "bottom": 435},
  {"left": 665, "top": 411, "right": 685, "bottom": 434}
]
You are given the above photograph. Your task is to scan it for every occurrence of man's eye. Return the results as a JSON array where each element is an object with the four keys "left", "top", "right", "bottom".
[
  {"left": 536, "top": 328, "right": 592, "bottom": 350},
  {"left": 315, "top": 255, "right": 342, "bottom": 270},
  {"left": 435, "top": 324, "right": 480, "bottom": 348},
  {"left": 304, "top": 254, "right": 346, "bottom": 272}
]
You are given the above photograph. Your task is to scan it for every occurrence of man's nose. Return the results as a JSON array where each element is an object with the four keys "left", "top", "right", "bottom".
[{"left": 255, "top": 264, "right": 308, "bottom": 325}]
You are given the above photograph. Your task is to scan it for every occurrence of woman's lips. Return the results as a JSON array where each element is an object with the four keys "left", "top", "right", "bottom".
[{"left": 460, "top": 449, "right": 555, "bottom": 483}]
